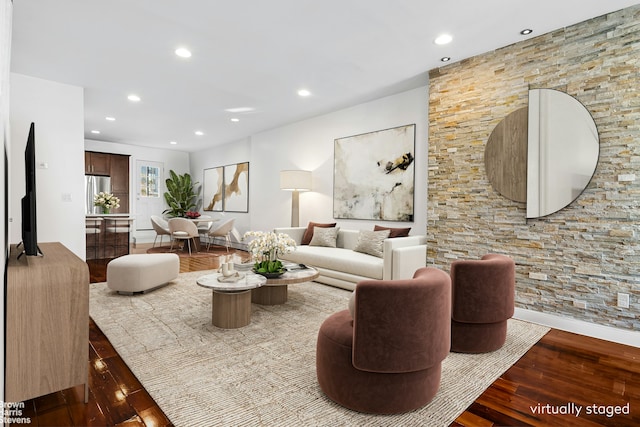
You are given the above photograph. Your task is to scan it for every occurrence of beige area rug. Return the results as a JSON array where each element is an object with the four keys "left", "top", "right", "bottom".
[{"left": 90, "top": 271, "right": 549, "bottom": 427}]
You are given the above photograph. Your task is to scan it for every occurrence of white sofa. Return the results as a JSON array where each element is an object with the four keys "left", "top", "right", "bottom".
[{"left": 274, "top": 227, "right": 427, "bottom": 290}]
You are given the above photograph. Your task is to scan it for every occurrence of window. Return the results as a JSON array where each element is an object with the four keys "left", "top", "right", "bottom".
[{"left": 140, "top": 165, "right": 160, "bottom": 198}]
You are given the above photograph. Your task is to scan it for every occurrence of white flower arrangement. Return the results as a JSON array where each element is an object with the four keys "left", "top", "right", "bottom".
[
  {"left": 94, "top": 191, "right": 120, "bottom": 211},
  {"left": 243, "top": 231, "right": 296, "bottom": 273}
]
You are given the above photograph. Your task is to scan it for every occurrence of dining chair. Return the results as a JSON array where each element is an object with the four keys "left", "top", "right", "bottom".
[
  {"left": 150, "top": 215, "right": 171, "bottom": 248},
  {"left": 196, "top": 215, "right": 214, "bottom": 244},
  {"left": 168, "top": 217, "right": 199, "bottom": 255},
  {"left": 206, "top": 218, "right": 235, "bottom": 252}
]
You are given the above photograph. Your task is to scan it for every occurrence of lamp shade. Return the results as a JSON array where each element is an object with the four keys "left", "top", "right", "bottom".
[{"left": 280, "top": 170, "right": 312, "bottom": 191}]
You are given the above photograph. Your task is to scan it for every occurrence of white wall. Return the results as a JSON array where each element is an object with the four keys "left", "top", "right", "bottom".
[
  {"left": 10, "top": 73, "right": 85, "bottom": 258},
  {"left": 1, "top": 0, "right": 12, "bottom": 406},
  {"left": 189, "top": 137, "right": 252, "bottom": 234},
  {"left": 190, "top": 86, "right": 428, "bottom": 237},
  {"left": 85, "top": 139, "right": 190, "bottom": 242}
]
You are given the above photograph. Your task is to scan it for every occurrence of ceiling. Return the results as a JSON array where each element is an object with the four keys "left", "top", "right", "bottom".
[{"left": 10, "top": 1, "right": 640, "bottom": 153}]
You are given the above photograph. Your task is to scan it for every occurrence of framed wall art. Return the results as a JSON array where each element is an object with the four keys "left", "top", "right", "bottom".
[
  {"left": 203, "top": 166, "right": 224, "bottom": 211},
  {"left": 334, "top": 124, "right": 415, "bottom": 221},
  {"left": 223, "top": 162, "right": 249, "bottom": 213}
]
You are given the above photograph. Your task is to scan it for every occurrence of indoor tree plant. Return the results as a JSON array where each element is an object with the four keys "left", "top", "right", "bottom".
[{"left": 162, "top": 170, "right": 202, "bottom": 217}]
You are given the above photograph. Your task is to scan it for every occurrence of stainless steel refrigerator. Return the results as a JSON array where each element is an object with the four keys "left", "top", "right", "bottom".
[{"left": 85, "top": 175, "right": 111, "bottom": 214}]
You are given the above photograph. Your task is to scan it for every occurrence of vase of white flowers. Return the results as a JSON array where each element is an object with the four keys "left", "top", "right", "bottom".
[
  {"left": 243, "top": 231, "right": 296, "bottom": 278},
  {"left": 94, "top": 192, "right": 120, "bottom": 214}
]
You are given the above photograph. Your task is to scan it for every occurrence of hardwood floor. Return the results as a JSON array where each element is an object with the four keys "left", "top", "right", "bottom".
[
  {"left": 16, "top": 244, "right": 640, "bottom": 426},
  {"left": 452, "top": 329, "right": 640, "bottom": 426}
]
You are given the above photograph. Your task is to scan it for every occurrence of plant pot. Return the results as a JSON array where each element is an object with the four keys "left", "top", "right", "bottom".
[{"left": 253, "top": 269, "right": 285, "bottom": 279}]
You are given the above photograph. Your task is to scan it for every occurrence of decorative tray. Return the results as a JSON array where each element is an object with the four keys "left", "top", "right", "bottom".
[
  {"left": 217, "top": 272, "right": 246, "bottom": 283},
  {"left": 285, "top": 263, "right": 308, "bottom": 271}
]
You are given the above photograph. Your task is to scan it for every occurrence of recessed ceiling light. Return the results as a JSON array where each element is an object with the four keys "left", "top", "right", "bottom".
[
  {"left": 520, "top": 29, "right": 533, "bottom": 35},
  {"left": 225, "top": 107, "right": 254, "bottom": 113},
  {"left": 194, "top": 130, "right": 204, "bottom": 136},
  {"left": 169, "top": 141, "right": 178, "bottom": 145},
  {"left": 230, "top": 118, "right": 240, "bottom": 122},
  {"left": 434, "top": 34, "right": 453, "bottom": 45},
  {"left": 175, "top": 47, "right": 192, "bottom": 58},
  {"left": 441, "top": 56, "right": 451, "bottom": 62},
  {"left": 297, "top": 89, "right": 311, "bottom": 97},
  {"left": 128, "top": 94, "right": 141, "bottom": 102},
  {"left": 91, "top": 130, "right": 100, "bottom": 134},
  {"left": 105, "top": 116, "right": 115, "bottom": 121}
]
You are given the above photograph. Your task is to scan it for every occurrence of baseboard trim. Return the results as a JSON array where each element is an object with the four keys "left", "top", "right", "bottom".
[{"left": 514, "top": 308, "right": 640, "bottom": 348}]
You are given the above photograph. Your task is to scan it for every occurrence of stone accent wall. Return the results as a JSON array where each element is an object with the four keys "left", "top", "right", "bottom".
[{"left": 427, "top": 6, "right": 640, "bottom": 330}]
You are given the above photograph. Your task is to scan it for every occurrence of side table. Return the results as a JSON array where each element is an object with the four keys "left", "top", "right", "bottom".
[{"left": 197, "top": 272, "right": 266, "bottom": 328}]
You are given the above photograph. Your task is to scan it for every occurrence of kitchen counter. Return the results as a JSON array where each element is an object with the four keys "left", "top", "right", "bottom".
[{"left": 85, "top": 215, "right": 135, "bottom": 260}]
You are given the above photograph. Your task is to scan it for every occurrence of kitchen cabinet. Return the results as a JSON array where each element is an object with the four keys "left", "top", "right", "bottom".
[
  {"left": 110, "top": 154, "right": 130, "bottom": 213},
  {"left": 85, "top": 151, "right": 130, "bottom": 213},
  {"left": 85, "top": 151, "right": 111, "bottom": 175}
]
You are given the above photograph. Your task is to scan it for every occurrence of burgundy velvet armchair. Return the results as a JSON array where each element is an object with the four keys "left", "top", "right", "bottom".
[
  {"left": 316, "top": 267, "right": 451, "bottom": 414},
  {"left": 450, "top": 254, "right": 515, "bottom": 353}
]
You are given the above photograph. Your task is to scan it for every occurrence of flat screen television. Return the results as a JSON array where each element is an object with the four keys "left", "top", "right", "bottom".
[{"left": 19, "top": 122, "right": 41, "bottom": 257}]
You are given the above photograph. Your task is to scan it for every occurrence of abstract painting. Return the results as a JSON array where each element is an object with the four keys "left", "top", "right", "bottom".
[
  {"left": 203, "top": 166, "right": 224, "bottom": 211},
  {"left": 223, "top": 162, "right": 249, "bottom": 212},
  {"left": 334, "top": 124, "right": 415, "bottom": 221}
]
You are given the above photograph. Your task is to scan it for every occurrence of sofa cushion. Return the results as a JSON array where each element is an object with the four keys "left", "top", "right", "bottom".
[
  {"left": 302, "top": 222, "right": 337, "bottom": 245},
  {"left": 353, "top": 229, "right": 390, "bottom": 258},
  {"left": 309, "top": 226, "right": 340, "bottom": 247},
  {"left": 374, "top": 225, "right": 411, "bottom": 238},
  {"left": 283, "top": 246, "right": 384, "bottom": 279}
]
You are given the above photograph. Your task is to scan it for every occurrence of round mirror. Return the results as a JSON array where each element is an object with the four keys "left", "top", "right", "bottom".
[
  {"left": 485, "top": 89, "right": 599, "bottom": 218},
  {"left": 526, "top": 89, "right": 599, "bottom": 218}
]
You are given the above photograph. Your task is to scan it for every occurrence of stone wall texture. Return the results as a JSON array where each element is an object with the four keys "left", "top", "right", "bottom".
[{"left": 427, "top": 5, "right": 640, "bottom": 330}]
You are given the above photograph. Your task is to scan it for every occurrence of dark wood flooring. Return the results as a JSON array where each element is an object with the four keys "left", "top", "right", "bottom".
[{"left": 15, "top": 244, "right": 640, "bottom": 426}]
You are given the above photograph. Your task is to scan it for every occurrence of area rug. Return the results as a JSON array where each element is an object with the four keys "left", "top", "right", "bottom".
[{"left": 90, "top": 271, "right": 549, "bottom": 426}]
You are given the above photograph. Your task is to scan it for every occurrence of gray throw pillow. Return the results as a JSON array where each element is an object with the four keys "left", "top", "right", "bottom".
[
  {"left": 353, "top": 229, "right": 390, "bottom": 258},
  {"left": 309, "top": 226, "right": 340, "bottom": 248}
]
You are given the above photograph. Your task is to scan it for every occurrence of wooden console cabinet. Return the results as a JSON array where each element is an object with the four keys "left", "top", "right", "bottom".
[{"left": 5, "top": 242, "right": 89, "bottom": 403}]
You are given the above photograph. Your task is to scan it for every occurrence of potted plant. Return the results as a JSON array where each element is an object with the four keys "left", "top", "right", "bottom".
[
  {"left": 243, "top": 231, "right": 296, "bottom": 278},
  {"left": 94, "top": 191, "right": 120, "bottom": 214},
  {"left": 162, "top": 170, "right": 202, "bottom": 217}
]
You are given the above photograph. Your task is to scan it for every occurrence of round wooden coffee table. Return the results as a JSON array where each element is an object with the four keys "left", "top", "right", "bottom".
[
  {"left": 251, "top": 267, "right": 319, "bottom": 305},
  {"left": 197, "top": 272, "right": 266, "bottom": 328}
]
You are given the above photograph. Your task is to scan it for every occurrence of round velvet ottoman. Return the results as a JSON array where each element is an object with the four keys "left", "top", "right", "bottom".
[{"left": 107, "top": 253, "right": 179, "bottom": 294}]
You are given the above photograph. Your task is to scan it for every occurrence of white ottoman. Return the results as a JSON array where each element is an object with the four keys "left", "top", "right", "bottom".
[{"left": 107, "top": 253, "right": 180, "bottom": 295}]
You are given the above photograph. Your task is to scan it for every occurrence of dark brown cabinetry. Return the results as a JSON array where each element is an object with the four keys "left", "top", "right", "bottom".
[
  {"left": 85, "top": 151, "right": 130, "bottom": 257},
  {"left": 85, "top": 151, "right": 111, "bottom": 175},
  {"left": 85, "top": 151, "right": 130, "bottom": 213},
  {"left": 110, "top": 154, "right": 130, "bottom": 213}
]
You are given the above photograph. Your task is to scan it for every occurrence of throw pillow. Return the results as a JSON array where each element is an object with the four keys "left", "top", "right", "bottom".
[
  {"left": 373, "top": 225, "right": 411, "bottom": 238},
  {"left": 309, "top": 226, "right": 340, "bottom": 248},
  {"left": 353, "top": 229, "right": 390, "bottom": 258},
  {"left": 302, "top": 221, "right": 337, "bottom": 245}
]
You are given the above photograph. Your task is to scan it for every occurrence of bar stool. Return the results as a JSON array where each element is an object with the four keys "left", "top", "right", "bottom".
[
  {"left": 104, "top": 217, "right": 135, "bottom": 259},
  {"left": 85, "top": 217, "right": 103, "bottom": 260}
]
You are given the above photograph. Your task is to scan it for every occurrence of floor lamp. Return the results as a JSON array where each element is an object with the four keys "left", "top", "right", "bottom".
[{"left": 280, "top": 170, "right": 312, "bottom": 227}]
